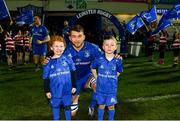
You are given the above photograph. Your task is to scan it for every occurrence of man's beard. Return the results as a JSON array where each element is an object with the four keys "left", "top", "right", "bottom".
[{"left": 72, "top": 42, "right": 84, "bottom": 49}]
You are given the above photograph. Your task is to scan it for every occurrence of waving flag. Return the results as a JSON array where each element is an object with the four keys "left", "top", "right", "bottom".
[
  {"left": 0, "top": 0, "right": 11, "bottom": 20},
  {"left": 140, "top": 6, "right": 157, "bottom": 24},
  {"left": 126, "top": 15, "right": 145, "bottom": 35},
  {"left": 156, "top": 20, "right": 172, "bottom": 33},
  {"left": 174, "top": 1, "right": 180, "bottom": 18},
  {"left": 161, "top": 8, "right": 178, "bottom": 21},
  {"left": 16, "top": 10, "right": 33, "bottom": 26}
]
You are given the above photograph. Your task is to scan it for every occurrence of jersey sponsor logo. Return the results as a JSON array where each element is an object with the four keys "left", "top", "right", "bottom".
[
  {"left": 76, "top": 58, "right": 81, "bottom": 62},
  {"left": 49, "top": 71, "right": 70, "bottom": 77},
  {"left": 75, "top": 61, "right": 91, "bottom": 65},
  {"left": 98, "top": 73, "right": 116, "bottom": 79}
]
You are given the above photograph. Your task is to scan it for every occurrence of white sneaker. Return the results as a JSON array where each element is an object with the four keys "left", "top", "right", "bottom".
[{"left": 88, "top": 107, "right": 94, "bottom": 116}]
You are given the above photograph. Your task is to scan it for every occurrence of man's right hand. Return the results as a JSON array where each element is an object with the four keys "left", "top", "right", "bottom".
[{"left": 43, "top": 57, "right": 50, "bottom": 65}]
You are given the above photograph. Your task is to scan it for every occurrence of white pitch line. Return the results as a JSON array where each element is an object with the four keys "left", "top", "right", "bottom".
[{"left": 126, "top": 94, "right": 180, "bottom": 103}]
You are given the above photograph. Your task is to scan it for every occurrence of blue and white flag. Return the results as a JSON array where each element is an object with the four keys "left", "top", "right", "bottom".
[
  {"left": 16, "top": 10, "right": 33, "bottom": 26},
  {"left": 156, "top": 20, "right": 172, "bottom": 33},
  {"left": 161, "top": 8, "right": 178, "bottom": 21},
  {"left": 174, "top": 1, "right": 180, "bottom": 18},
  {"left": 0, "top": 0, "right": 10, "bottom": 20},
  {"left": 140, "top": 6, "right": 157, "bottom": 24},
  {"left": 126, "top": 15, "right": 145, "bottom": 35}
]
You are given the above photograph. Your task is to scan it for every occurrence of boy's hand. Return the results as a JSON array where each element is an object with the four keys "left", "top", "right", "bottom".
[{"left": 46, "top": 92, "right": 51, "bottom": 99}]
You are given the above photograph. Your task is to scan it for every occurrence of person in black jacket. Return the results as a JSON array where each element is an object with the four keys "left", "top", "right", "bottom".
[{"left": 0, "top": 25, "right": 6, "bottom": 62}]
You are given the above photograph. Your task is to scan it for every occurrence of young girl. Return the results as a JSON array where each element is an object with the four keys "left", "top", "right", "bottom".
[
  {"left": 43, "top": 35, "right": 76, "bottom": 120},
  {"left": 172, "top": 32, "right": 180, "bottom": 67},
  {"left": 14, "top": 30, "right": 24, "bottom": 65},
  {"left": 5, "top": 31, "right": 15, "bottom": 70},
  {"left": 157, "top": 29, "right": 169, "bottom": 65},
  {"left": 91, "top": 35, "right": 123, "bottom": 120},
  {"left": 23, "top": 30, "right": 31, "bottom": 64}
]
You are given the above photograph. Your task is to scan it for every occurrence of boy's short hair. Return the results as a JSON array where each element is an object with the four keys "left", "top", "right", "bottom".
[{"left": 103, "top": 35, "right": 117, "bottom": 44}]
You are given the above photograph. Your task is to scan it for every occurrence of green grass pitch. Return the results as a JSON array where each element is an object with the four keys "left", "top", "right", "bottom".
[{"left": 0, "top": 51, "right": 180, "bottom": 120}]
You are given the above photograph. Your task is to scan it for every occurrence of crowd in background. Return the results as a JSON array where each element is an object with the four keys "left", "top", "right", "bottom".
[{"left": 0, "top": 17, "right": 180, "bottom": 70}]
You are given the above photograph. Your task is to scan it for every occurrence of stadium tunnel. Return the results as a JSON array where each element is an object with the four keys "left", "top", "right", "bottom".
[{"left": 68, "top": 9, "right": 127, "bottom": 55}]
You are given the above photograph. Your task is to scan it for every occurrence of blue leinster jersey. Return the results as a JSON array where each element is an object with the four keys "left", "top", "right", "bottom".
[
  {"left": 31, "top": 25, "right": 49, "bottom": 49},
  {"left": 65, "top": 41, "right": 102, "bottom": 80},
  {"left": 43, "top": 55, "right": 76, "bottom": 98},
  {"left": 91, "top": 54, "right": 123, "bottom": 94}
]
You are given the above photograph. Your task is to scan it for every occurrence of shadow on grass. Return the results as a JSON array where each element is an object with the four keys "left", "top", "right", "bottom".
[
  {"left": 116, "top": 99, "right": 143, "bottom": 120},
  {"left": 136, "top": 68, "right": 179, "bottom": 78},
  {"left": 0, "top": 77, "right": 33, "bottom": 84},
  {"left": 148, "top": 76, "right": 180, "bottom": 85},
  {"left": 16, "top": 115, "right": 51, "bottom": 120},
  {"left": 124, "top": 63, "right": 153, "bottom": 69},
  {"left": 129, "top": 75, "right": 180, "bottom": 85}
]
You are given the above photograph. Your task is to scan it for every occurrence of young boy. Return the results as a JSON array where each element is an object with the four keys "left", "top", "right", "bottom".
[
  {"left": 91, "top": 35, "right": 123, "bottom": 120},
  {"left": 43, "top": 35, "right": 76, "bottom": 120}
]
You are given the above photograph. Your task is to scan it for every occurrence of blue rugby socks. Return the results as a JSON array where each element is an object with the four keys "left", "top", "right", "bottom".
[
  {"left": 108, "top": 109, "right": 115, "bottom": 120},
  {"left": 98, "top": 108, "right": 104, "bottom": 121}
]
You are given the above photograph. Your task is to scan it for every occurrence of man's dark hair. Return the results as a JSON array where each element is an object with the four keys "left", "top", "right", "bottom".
[{"left": 70, "top": 24, "right": 84, "bottom": 33}]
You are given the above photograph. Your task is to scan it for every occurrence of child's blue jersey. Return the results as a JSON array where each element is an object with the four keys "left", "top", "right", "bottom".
[
  {"left": 91, "top": 54, "right": 123, "bottom": 94},
  {"left": 31, "top": 25, "right": 49, "bottom": 49},
  {"left": 43, "top": 55, "right": 76, "bottom": 98},
  {"left": 65, "top": 41, "right": 102, "bottom": 80}
]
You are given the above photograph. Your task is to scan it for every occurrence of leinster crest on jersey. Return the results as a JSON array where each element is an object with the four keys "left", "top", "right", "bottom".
[
  {"left": 112, "top": 65, "right": 116, "bottom": 71},
  {"left": 84, "top": 51, "right": 90, "bottom": 58}
]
